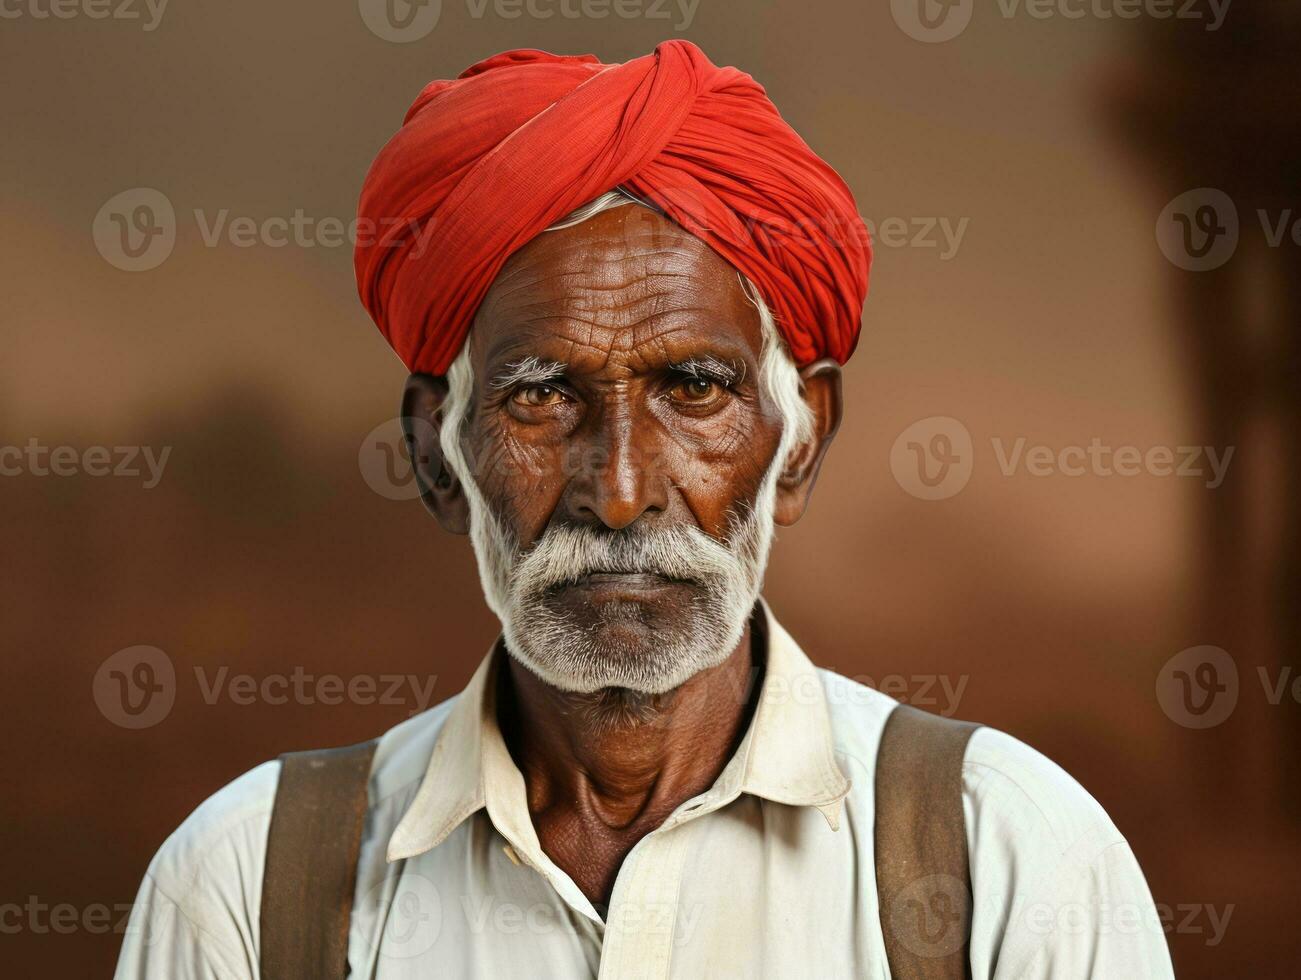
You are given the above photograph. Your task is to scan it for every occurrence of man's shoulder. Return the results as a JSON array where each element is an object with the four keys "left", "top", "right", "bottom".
[
  {"left": 961, "top": 724, "right": 1123, "bottom": 856},
  {"left": 116, "top": 694, "right": 467, "bottom": 977},
  {"left": 144, "top": 758, "right": 281, "bottom": 908},
  {"left": 144, "top": 692, "right": 463, "bottom": 911},
  {"left": 815, "top": 667, "right": 1122, "bottom": 849},
  {"left": 121, "top": 755, "right": 282, "bottom": 976}
]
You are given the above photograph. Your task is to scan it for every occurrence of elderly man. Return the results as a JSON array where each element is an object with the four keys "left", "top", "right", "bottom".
[{"left": 117, "top": 42, "right": 1174, "bottom": 979}]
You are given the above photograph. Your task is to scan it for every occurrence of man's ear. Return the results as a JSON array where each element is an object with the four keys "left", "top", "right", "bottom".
[
  {"left": 773, "top": 358, "right": 843, "bottom": 527},
  {"left": 401, "top": 373, "right": 470, "bottom": 534}
]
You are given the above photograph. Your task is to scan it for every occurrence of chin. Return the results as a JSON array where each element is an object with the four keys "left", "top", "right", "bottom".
[{"left": 502, "top": 585, "right": 747, "bottom": 695}]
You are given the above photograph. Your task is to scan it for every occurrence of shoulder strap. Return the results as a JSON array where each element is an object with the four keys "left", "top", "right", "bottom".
[
  {"left": 874, "top": 703, "right": 980, "bottom": 980},
  {"left": 260, "top": 739, "right": 378, "bottom": 980}
]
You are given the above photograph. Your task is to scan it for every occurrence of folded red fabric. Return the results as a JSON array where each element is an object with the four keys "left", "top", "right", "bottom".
[{"left": 355, "top": 40, "right": 871, "bottom": 375}]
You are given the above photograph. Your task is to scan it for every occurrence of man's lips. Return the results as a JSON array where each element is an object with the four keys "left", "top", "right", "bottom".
[{"left": 556, "top": 571, "right": 695, "bottom": 593}]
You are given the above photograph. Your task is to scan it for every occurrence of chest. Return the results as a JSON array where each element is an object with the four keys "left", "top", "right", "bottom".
[
  {"left": 347, "top": 798, "right": 886, "bottom": 980},
  {"left": 531, "top": 801, "right": 684, "bottom": 910}
]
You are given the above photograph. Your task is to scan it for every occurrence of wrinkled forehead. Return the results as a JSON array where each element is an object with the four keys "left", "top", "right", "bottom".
[{"left": 470, "top": 205, "right": 765, "bottom": 375}]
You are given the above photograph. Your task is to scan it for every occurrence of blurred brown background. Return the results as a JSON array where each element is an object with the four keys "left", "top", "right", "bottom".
[{"left": 2, "top": 1, "right": 1298, "bottom": 976}]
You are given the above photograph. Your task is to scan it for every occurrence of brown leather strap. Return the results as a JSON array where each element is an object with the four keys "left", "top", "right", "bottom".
[
  {"left": 874, "top": 703, "right": 980, "bottom": 980},
  {"left": 260, "top": 739, "right": 378, "bottom": 980}
]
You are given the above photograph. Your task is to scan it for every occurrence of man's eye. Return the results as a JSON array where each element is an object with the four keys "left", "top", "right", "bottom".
[
  {"left": 511, "top": 384, "right": 566, "bottom": 407},
  {"left": 671, "top": 378, "right": 722, "bottom": 401}
]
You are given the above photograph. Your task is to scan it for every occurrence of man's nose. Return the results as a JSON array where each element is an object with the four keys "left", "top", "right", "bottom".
[{"left": 561, "top": 413, "right": 670, "bottom": 530}]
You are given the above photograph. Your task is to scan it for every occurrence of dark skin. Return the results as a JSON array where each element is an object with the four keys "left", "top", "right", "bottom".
[{"left": 402, "top": 204, "right": 843, "bottom": 908}]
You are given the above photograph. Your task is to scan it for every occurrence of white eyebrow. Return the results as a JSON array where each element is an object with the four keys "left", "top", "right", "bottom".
[
  {"left": 488, "top": 356, "right": 569, "bottom": 390},
  {"left": 668, "top": 355, "right": 744, "bottom": 386}
]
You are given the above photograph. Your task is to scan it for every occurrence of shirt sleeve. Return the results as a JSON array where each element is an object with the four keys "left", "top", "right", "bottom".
[
  {"left": 114, "top": 761, "right": 280, "bottom": 980},
  {"left": 962, "top": 727, "right": 1175, "bottom": 980},
  {"left": 114, "top": 869, "right": 249, "bottom": 980}
]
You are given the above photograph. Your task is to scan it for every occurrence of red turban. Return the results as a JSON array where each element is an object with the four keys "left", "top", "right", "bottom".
[{"left": 355, "top": 40, "right": 871, "bottom": 375}]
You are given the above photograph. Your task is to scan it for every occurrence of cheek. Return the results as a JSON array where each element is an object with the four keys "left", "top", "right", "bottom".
[
  {"left": 465, "top": 414, "right": 569, "bottom": 546},
  {"left": 665, "top": 406, "right": 784, "bottom": 538}
]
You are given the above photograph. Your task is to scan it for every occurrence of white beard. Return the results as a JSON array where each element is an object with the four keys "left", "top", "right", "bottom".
[{"left": 455, "top": 454, "right": 782, "bottom": 695}]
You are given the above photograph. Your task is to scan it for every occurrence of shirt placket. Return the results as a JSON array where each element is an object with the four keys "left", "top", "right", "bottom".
[{"left": 596, "top": 819, "right": 693, "bottom": 980}]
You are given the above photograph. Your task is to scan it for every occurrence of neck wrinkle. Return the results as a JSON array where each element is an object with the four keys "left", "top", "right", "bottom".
[{"left": 498, "top": 618, "right": 762, "bottom": 830}]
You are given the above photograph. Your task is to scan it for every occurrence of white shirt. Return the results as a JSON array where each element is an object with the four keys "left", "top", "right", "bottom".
[{"left": 115, "top": 602, "right": 1174, "bottom": 978}]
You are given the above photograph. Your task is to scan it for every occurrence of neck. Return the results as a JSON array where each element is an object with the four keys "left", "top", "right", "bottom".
[{"left": 499, "top": 619, "right": 763, "bottom": 831}]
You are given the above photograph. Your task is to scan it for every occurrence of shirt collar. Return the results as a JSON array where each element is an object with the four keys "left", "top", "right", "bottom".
[{"left": 387, "top": 598, "right": 851, "bottom": 867}]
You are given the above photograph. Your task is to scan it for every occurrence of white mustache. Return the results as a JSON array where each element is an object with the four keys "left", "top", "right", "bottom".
[{"left": 511, "top": 522, "right": 740, "bottom": 598}]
